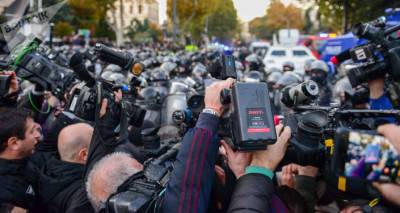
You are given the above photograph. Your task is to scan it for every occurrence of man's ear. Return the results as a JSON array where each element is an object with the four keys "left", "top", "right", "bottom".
[
  {"left": 7, "top": 137, "right": 20, "bottom": 151},
  {"left": 78, "top": 148, "right": 88, "bottom": 163}
]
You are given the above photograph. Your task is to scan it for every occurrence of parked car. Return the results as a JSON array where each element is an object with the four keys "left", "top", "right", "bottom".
[{"left": 263, "top": 45, "right": 316, "bottom": 74}]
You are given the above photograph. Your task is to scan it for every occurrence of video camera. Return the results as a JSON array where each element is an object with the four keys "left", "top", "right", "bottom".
[
  {"left": 106, "top": 143, "right": 181, "bottom": 213},
  {"left": 333, "top": 17, "right": 400, "bottom": 87},
  {"left": 5, "top": 38, "right": 75, "bottom": 98},
  {"left": 196, "top": 50, "right": 277, "bottom": 151},
  {"left": 281, "top": 80, "right": 320, "bottom": 108},
  {"left": 65, "top": 44, "right": 146, "bottom": 126},
  {"left": 279, "top": 81, "right": 400, "bottom": 167}
]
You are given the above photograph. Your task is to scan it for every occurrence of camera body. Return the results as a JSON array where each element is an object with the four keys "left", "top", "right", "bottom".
[
  {"left": 281, "top": 80, "right": 319, "bottom": 108},
  {"left": 223, "top": 82, "right": 277, "bottom": 151},
  {"left": 205, "top": 51, "right": 277, "bottom": 151},
  {"left": 11, "top": 42, "right": 73, "bottom": 98},
  {"left": 66, "top": 44, "right": 146, "bottom": 125},
  {"left": 66, "top": 81, "right": 146, "bottom": 126},
  {"left": 107, "top": 144, "right": 181, "bottom": 213},
  {"left": 344, "top": 18, "right": 400, "bottom": 87}
]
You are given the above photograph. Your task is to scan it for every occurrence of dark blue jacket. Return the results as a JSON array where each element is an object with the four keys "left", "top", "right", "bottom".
[
  {"left": 163, "top": 113, "right": 219, "bottom": 213},
  {"left": 370, "top": 94, "right": 396, "bottom": 123}
]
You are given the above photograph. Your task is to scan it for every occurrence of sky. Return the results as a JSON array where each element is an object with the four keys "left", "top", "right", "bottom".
[{"left": 158, "top": 0, "right": 302, "bottom": 24}]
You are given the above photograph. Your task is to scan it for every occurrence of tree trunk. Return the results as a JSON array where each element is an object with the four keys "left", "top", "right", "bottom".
[{"left": 343, "top": 0, "right": 349, "bottom": 33}]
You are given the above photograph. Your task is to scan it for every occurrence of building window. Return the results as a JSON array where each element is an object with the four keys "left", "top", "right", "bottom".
[
  {"left": 130, "top": 5, "right": 133, "bottom": 14},
  {"left": 138, "top": 5, "right": 142, "bottom": 14}
]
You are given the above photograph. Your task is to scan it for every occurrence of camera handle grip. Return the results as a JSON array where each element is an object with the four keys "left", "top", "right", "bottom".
[{"left": 220, "top": 89, "right": 231, "bottom": 105}]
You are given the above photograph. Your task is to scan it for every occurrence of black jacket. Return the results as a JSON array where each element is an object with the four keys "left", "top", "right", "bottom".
[
  {"left": 39, "top": 157, "right": 94, "bottom": 213},
  {"left": 227, "top": 173, "right": 276, "bottom": 213},
  {"left": 0, "top": 158, "right": 42, "bottom": 212}
]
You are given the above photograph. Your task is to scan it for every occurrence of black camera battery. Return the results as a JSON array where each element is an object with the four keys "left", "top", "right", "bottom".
[{"left": 231, "top": 82, "right": 277, "bottom": 151}]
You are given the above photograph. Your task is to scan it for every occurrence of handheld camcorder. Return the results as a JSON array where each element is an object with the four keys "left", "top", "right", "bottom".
[
  {"left": 106, "top": 143, "right": 181, "bottom": 213},
  {"left": 333, "top": 17, "right": 400, "bottom": 87},
  {"left": 211, "top": 50, "right": 277, "bottom": 151},
  {"left": 65, "top": 45, "right": 146, "bottom": 126},
  {"left": 281, "top": 80, "right": 320, "bottom": 108},
  {"left": 7, "top": 38, "right": 74, "bottom": 98}
]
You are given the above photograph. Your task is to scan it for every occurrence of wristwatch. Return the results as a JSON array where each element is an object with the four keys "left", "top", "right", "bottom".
[{"left": 202, "top": 108, "right": 220, "bottom": 117}]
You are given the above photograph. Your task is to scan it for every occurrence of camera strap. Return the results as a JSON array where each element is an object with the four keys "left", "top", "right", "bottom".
[{"left": 118, "top": 102, "right": 129, "bottom": 142}]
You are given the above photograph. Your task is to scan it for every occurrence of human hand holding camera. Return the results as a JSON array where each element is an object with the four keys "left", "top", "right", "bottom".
[
  {"left": 204, "top": 78, "right": 235, "bottom": 116},
  {"left": 0, "top": 71, "right": 19, "bottom": 96},
  {"left": 250, "top": 124, "right": 291, "bottom": 171},
  {"left": 368, "top": 78, "right": 385, "bottom": 99},
  {"left": 280, "top": 163, "right": 319, "bottom": 188},
  {"left": 99, "top": 90, "right": 123, "bottom": 118},
  {"left": 220, "top": 140, "right": 251, "bottom": 179}
]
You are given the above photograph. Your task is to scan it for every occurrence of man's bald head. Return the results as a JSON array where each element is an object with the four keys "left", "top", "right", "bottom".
[{"left": 58, "top": 123, "right": 93, "bottom": 164}]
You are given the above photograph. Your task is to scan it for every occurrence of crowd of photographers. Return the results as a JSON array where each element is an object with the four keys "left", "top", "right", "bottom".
[{"left": 2, "top": 17, "right": 400, "bottom": 213}]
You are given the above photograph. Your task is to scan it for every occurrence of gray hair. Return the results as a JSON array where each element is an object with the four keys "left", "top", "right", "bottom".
[{"left": 86, "top": 152, "right": 141, "bottom": 212}]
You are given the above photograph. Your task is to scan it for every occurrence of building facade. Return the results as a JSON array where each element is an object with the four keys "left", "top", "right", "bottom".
[
  {"left": 107, "top": 0, "right": 159, "bottom": 45},
  {"left": 108, "top": 0, "right": 159, "bottom": 28}
]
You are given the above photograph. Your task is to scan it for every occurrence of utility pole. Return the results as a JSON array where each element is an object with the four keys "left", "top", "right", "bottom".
[{"left": 172, "top": 0, "right": 177, "bottom": 42}]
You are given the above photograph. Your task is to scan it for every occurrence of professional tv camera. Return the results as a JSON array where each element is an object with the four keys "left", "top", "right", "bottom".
[
  {"left": 106, "top": 143, "right": 181, "bottom": 213},
  {"left": 280, "top": 80, "right": 400, "bottom": 167},
  {"left": 65, "top": 44, "right": 146, "bottom": 126},
  {"left": 5, "top": 38, "right": 75, "bottom": 98},
  {"left": 332, "top": 17, "right": 400, "bottom": 87},
  {"left": 182, "top": 50, "right": 277, "bottom": 151}
]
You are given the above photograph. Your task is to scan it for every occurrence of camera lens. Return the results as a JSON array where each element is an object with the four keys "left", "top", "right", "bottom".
[
  {"left": 347, "top": 62, "right": 386, "bottom": 87},
  {"left": 296, "top": 110, "right": 328, "bottom": 148}
]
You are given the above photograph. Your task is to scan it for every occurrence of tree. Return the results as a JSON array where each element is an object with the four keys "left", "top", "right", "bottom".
[
  {"left": 125, "top": 19, "right": 162, "bottom": 44},
  {"left": 167, "top": 0, "right": 213, "bottom": 39},
  {"left": 94, "top": 17, "right": 116, "bottom": 40},
  {"left": 68, "top": 0, "right": 116, "bottom": 31},
  {"left": 249, "top": 16, "right": 271, "bottom": 40},
  {"left": 207, "top": 0, "right": 238, "bottom": 41},
  {"left": 54, "top": 21, "right": 74, "bottom": 37},
  {"left": 265, "top": 1, "right": 305, "bottom": 34},
  {"left": 303, "top": 8, "right": 315, "bottom": 34},
  {"left": 167, "top": 0, "right": 238, "bottom": 41},
  {"left": 302, "top": 0, "right": 400, "bottom": 33}
]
